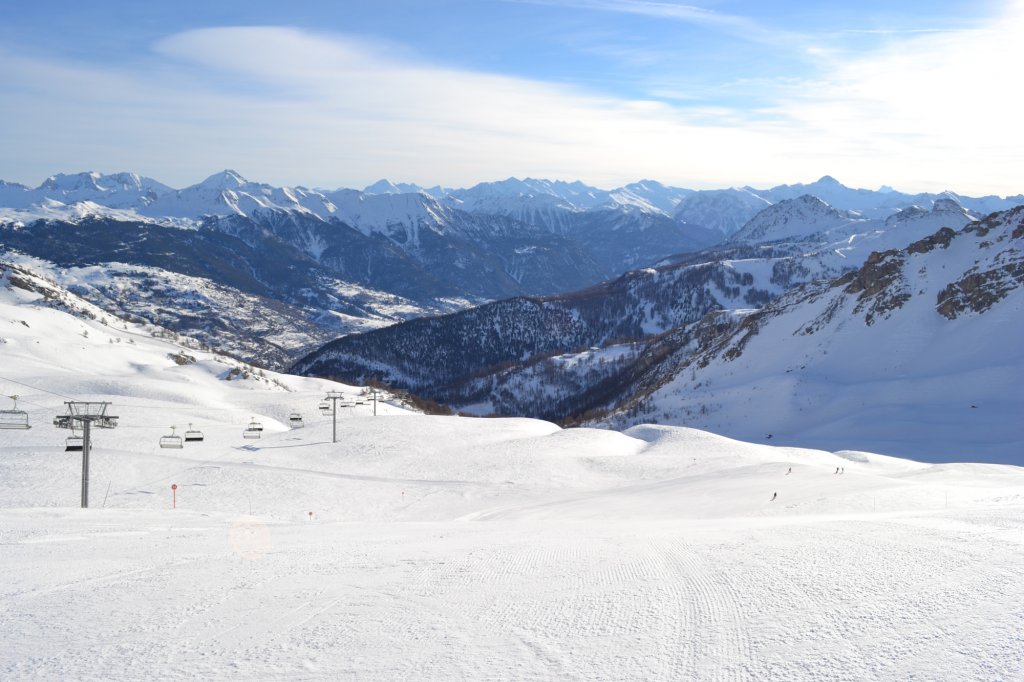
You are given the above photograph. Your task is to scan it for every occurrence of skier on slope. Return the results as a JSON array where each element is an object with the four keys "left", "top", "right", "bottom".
[
  {"left": 771, "top": 492, "right": 777, "bottom": 501},
  {"left": 786, "top": 467, "right": 792, "bottom": 475}
]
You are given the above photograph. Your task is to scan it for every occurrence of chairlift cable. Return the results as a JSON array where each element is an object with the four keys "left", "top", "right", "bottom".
[{"left": 0, "top": 373, "right": 80, "bottom": 402}]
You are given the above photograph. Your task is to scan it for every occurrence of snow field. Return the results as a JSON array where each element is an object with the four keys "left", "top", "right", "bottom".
[
  {"left": 3, "top": 508, "right": 1022, "bottom": 680},
  {"left": 4, "top": 400, "right": 1023, "bottom": 680}
]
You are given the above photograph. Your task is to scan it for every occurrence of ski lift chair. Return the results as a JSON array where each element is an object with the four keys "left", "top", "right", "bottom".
[
  {"left": 0, "top": 396, "right": 31, "bottom": 430},
  {"left": 159, "top": 426, "right": 183, "bottom": 449},
  {"left": 243, "top": 418, "right": 262, "bottom": 439},
  {"left": 289, "top": 413, "right": 304, "bottom": 428},
  {"left": 184, "top": 423, "right": 204, "bottom": 443},
  {"left": 318, "top": 401, "right": 331, "bottom": 415},
  {"left": 65, "top": 436, "right": 84, "bottom": 452}
]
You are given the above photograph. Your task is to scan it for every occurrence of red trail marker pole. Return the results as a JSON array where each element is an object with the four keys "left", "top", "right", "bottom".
[{"left": 171, "top": 483, "right": 177, "bottom": 509}]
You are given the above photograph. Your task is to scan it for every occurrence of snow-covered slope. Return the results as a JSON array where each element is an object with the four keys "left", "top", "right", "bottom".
[
  {"left": 606, "top": 179, "right": 692, "bottom": 214},
  {"left": 323, "top": 189, "right": 457, "bottom": 244},
  {"left": 0, "top": 217, "right": 474, "bottom": 368},
  {"left": 610, "top": 207, "right": 1024, "bottom": 463},
  {"left": 2, "top": 257, "right": 1023, "bottom": 680}
]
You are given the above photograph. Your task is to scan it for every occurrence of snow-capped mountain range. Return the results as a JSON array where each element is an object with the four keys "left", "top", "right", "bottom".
[
  {"left": 2, "top": 169, "right": 1021, "bottom": 380},
  {"left": 3, "top": 169, "right": 1019, "bottom": 237}
]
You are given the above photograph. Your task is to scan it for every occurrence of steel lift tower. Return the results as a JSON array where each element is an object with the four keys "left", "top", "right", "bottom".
[{"left": 53, "top": 402, "right": 119, "bottom": 508}]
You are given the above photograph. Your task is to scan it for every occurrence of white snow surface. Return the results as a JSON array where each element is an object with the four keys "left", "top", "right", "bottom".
[{"left": 2, "top": 255, "right": 1023, "bottom": 680}]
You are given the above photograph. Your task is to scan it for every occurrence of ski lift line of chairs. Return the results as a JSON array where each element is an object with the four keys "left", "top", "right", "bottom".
[
  {"left": 289, "top": 413, "right": 304, "bottom": 428},
  {"left": 243, "top": 417, "right": 263, "bottom": 439},
  {"left": 159, "top": 426, "right": 183, "bottom": 450},
  {"left": 0, "top": 395, "right": 31, "bottom": 430},
  {"left": 184, "top": 423, "right": 204, "bottom": 443}
]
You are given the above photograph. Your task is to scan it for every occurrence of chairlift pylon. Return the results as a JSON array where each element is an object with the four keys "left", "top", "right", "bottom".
[
  {"left": 184, "top": 423, "right": 204, "bottom": 443},
  {"left": 0, "top": 395, "right": 31, "bottom": 430},
  {"left": 159, "top": 426, "right": 183, "bottom": 449}
]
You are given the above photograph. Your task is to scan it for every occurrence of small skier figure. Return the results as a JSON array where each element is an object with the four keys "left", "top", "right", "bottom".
[
  {"left": 835, "top": 467, "right": 840, "bottom": 474},
  {"left": 770, "top": 492, "right": 777, "bottom": 501},
  {"left": 786, "top": 467, "right": 792, "bottom": 475},
  {"left": 840, "top": 467, "right": 844, "bottom": 474}
]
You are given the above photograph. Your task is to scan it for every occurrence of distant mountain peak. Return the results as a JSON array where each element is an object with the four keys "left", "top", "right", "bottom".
[
  {"left": 364, "top": 179, "right": 401, "bottom": 194},
  {"left": 814, "top": 175, "right": 843, "bottom": 186},
  {"left": 794, "top": 193, "right": 832, "bottom": 207},
  {"left": 730, "top": 193, "right": 854, "bottom": 243},
  {"left": 932, "top": 197, "right": 965, "bottom": 213},
  {"left": 362, "top": 179, "right": 423, "bottom": 195},
  {"left": 41, "top": 171, "right": 104, "bottom": 191},
  {"left": 198, "top": 169, "right": 248, "bottom": 190}
]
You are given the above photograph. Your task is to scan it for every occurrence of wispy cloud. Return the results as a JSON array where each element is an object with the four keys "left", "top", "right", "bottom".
[
  {"left": 840, "top": 28, "right": 986, "bottom": 35},
  {"left": 501, "top": 0, "right": 807, "bottom": 47},
  {"left": 509, "top": 0, "right": 736, "bottom": 24}
]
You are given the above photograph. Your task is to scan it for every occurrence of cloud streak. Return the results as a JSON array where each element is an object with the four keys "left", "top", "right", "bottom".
[{"left": 501, "top": 0, "right": 806, "bottom": 47}]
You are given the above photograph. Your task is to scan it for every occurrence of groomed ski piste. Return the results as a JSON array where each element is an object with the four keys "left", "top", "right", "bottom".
[{"left": 2, "top": 267, "right": 1023, "bottom": 681}]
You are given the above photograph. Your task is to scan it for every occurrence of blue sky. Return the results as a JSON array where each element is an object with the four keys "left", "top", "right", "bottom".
[{"left": 0, "top": 0, "right": 1020, "bottom": 194}]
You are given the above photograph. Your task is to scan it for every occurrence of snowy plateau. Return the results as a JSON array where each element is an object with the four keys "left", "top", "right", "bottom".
[{"left": 1, "top": 171, "right": 1023, "bottom": 680}]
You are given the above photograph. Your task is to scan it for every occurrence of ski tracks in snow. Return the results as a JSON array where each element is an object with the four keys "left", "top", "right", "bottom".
[
  {"left": 385, "top": 531, "right": 757, "bottom": 680},
  {"left": 652, "top": 537, "right": 753, "bottom": 681},
  {"left": 2, "top": 512, "right": 1023, "bottom": 680}
]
